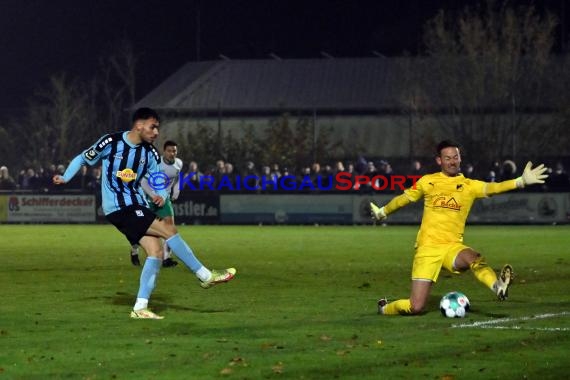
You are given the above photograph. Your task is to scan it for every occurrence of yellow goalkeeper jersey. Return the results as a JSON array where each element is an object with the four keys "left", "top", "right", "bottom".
[{"left": 385, "top": 172, "right": 518, "bottom": 246}]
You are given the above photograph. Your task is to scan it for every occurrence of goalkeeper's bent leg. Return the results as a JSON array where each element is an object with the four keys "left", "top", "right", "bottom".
[
  {"left": 380, "top": 279, "right": 431, "bottom": 315},
  {"left": 382, "top": 299, "right": 413, "bottom": 315},
  {"left": 469, "top": 256, "right": 497, "bottom": 290}
]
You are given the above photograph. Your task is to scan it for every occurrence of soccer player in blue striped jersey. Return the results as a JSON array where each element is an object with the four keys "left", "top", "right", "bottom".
[
  {"left": 130, "top": 140, "right": 183, "bottom": 268},
  {"left": 53, "top": 107, "right": 236, "bottom": 320}
]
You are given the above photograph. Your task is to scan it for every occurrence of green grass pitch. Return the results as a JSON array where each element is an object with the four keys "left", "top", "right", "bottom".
[{"left": 1, "top": 224, "right": 569, "bottom": 379}]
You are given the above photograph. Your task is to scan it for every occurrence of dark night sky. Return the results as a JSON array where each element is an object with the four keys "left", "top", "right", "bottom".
[{"left": 0, "top": 0, "right": 567, "bottom": 117}]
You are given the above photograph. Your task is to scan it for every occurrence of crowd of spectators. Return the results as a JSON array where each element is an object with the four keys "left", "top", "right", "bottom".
[
  {"left": 0, "top": 164, "right": 101, "bottom": 193},
  {"left": 2, "top": 157, "right": 568, "bottom": 193}
]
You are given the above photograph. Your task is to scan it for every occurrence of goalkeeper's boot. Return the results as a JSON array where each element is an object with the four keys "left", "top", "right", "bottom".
[
  {"left": 496, "top": 264, "right": 514, "bottom": 301},
  {"left": 200, "top": 268, "right": 237, "bottom": 289},
  {"left": 377, "top": 298, "right": 388, "bottom": 315},
  {"left": 130, "top": 308, "right": 164, "bottom": 320}
]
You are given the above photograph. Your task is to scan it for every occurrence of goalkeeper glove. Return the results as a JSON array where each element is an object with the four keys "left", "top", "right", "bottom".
[
  {"left": 515, "top": 161, "right": 549, "bottom": 188},
  {"left": 370, "top": 202, "right": 387, "bottom": 221}
]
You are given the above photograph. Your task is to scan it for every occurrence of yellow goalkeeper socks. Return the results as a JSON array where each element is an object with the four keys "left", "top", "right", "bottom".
[
  {"left": 469, "top": 257, "right": 497, "bottom": 290},
  {"left": 382, "top": 299, "right": 413, "bottom": 315}
]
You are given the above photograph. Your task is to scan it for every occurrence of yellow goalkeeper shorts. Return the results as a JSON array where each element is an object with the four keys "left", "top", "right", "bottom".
[{"left": 411, "top": 242, "right": 470, "bottom": 282}]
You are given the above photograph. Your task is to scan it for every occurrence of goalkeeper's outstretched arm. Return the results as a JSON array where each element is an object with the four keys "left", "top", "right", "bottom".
[
  {"left": 370, "top": 193, "right": 412, "bottom": 221},
  {"left": 485, "top": 161, "right": 549, "bottom": 196}
]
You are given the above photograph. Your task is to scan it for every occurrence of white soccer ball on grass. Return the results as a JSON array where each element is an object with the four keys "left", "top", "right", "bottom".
[{"left": 440, "top": 291, "right": 470, "bottom": 318}]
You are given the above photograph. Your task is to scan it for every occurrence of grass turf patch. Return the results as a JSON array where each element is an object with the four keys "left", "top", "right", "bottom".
[{"left": 1, "top": 224, "right": 569, "bottom": 379}]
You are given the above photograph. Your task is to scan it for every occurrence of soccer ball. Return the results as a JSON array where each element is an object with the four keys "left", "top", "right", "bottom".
[{"left": 440, "top": 291, "right": 470, "bottom": 318}]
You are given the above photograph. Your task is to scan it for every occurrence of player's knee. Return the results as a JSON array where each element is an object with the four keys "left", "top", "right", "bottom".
[
  {"left": 469, "top": 255, "right": 488, "bottom": 271},
  {"left": 455, "top": 250, "right": 482, "bottom": 271},
  {"left": 148, "top": 247, "right": 163, "bottom": 258},
  {"left": 410, "top": 299, "right": 426, "bottom": 314},
  {"left": 159, "top": 221, "right": 177, "bottom": 237}
]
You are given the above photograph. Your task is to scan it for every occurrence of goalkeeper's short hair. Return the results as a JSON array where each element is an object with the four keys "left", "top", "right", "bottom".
[{"left": 436, "top": 140, "right": 461, "bottom": 156}]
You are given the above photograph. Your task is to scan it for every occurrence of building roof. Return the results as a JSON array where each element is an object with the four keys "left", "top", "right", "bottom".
[
  {"left": 134, "top": 56, "right": 564, "bottom": 114},
  {"left": 134, "top": 57, "right": 413, "bottom": 113}
]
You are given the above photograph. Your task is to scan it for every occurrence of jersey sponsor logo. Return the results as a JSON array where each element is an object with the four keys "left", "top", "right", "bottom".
[
  {"left": 116, "top": 168, "right": 137, "bottom": 182},
  {"left": 114, "top": 154, "right": 123, "bottom": 160},
  {"left": 84, "top": 148, "right": 98, "bottom": 160},
  {"left": 433, "top": 196, "right": 461, "bottom": 211}
]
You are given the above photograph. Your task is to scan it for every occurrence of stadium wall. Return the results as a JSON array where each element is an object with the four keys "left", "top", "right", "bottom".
[
  {"left": 0, "top": 194, "right": 95, "bottom": 223},
  {"left": 1, "top": 192, "right": 568, "bottom": 225},
  {"left": 220, "top": 193, "right": 570, "bottom": 225}
]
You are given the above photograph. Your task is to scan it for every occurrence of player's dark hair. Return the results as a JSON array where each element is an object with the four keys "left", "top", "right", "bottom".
[
  {"left": 436, "top": 140, "right": 461, "bottom": 156},
  {"left": 132, "top": 107, "right": 160, "bottom": 123},
  {"left": 163, "top": 140, "right": 177, "bottom": 150}
]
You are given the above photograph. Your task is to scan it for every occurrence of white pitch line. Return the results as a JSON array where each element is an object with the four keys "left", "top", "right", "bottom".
[
  {"left": 469, "top": 326, "right": 570, "bottom": 332},
  {"left": 452, "top": 311, "right": 570, "bottom": 331}
]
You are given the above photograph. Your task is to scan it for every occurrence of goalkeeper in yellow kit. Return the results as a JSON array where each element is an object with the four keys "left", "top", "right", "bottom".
[{"left": 371, "top": 140, "right": 549, "bottom": 315}]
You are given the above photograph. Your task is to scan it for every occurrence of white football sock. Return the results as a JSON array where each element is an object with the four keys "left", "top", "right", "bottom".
[
  {"left": 196, "top": 266, "right": 212, "bottom": 282},
  {"left": 134, "top": 298, "right": 148, "bottom": 311}
]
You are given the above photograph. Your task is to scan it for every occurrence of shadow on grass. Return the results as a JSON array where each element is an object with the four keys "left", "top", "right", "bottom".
[{"left": 108, "top": 292, "right": 234, "bottom": 314}]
